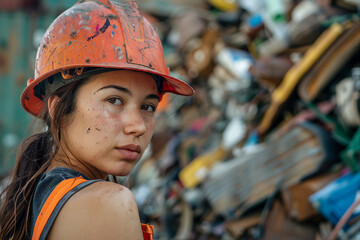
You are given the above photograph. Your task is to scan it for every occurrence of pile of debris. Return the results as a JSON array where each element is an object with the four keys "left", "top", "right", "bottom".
[{"left": 129, "top": 0, "right": 360, "bottom": 239}]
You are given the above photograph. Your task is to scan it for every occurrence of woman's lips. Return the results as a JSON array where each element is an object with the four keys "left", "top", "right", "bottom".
[{"left": 116, "top": 144, "right": 141, "bottom": 160}]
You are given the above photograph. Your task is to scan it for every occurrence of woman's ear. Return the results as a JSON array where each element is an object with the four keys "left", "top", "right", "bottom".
[{"left": 48, "top": 95, "right": 60, "bottom": 119}]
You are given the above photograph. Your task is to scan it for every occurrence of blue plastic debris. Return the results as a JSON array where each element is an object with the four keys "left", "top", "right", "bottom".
[
  {"left": 248, "top": 14, "right": 263, "bottom": 28},
  {"left": 309, "top": 172, "right": 360, "bottom": 226}
]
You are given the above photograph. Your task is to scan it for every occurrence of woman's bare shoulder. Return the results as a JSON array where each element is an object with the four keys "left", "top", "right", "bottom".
[{"left": 47, "top": 181, "right": 143, "bottom": 240}]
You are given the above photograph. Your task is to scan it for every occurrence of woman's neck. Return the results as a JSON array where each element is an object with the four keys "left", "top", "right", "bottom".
[{"left": 48, "top": 149, "right": 107, "bottom": 180}]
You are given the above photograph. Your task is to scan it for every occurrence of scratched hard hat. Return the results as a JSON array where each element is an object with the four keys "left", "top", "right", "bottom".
[{"left": 21, "top": 0, "right": 194, "bottom": 116}]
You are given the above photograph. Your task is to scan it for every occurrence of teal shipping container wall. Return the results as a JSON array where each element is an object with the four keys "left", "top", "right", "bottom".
[{"left": 0, "top": 0, "right": 78, "bottom": 176}]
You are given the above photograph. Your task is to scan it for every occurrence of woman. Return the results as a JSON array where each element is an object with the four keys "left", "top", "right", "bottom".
[{"left": 0, "top": 0, "right": 194, "bottom": 239}]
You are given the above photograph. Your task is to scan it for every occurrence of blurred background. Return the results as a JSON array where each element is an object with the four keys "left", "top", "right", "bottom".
[{"left": 1, "top": 0, "right": 360, "bottom": 239}]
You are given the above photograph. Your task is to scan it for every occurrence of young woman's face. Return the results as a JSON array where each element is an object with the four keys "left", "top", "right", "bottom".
[{"left": 59, "top": 70, "right": 159, "bottom": 178}]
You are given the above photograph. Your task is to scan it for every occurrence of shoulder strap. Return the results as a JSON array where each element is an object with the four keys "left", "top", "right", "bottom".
[
  {"left": 141, "top": 223, "right": 154, "bottom": 240},
  {"left": 32, "top": 177, "right": 99, "bottom": 240},
  {"left": 32, "top": 176, "right": 154, "bottom": 240}
]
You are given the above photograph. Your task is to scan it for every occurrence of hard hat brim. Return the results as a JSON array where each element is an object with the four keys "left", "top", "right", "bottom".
[{"left": 21, "top": 64, "right": 194, "bottom": 117}]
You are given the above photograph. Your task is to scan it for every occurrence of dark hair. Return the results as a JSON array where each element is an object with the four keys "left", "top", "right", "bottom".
[{"left": 0, "top": 78, "right": 87, "bottom": 240}]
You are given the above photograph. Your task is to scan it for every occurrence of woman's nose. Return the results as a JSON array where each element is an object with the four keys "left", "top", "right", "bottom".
[{"left": 123, "top": 108, "right": 146, "bottom": 137}]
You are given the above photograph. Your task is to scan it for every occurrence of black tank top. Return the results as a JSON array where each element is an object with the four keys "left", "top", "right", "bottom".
[{"left": 29, "top": 167, "right": 101, "bottom": 239}]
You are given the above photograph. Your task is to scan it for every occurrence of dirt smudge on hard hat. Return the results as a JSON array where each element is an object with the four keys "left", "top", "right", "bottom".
[
  {"left": 87, "top": 18, "right": 111, "bottom": 41},
  {"left": 100, "top": 14, "right": 118, "bottom": 20},
  {"left": 92, "top": 0, "right": 112, "bottom": 9},
  {"left": 70, "top": 31, "right": 77, "bottom": 38},
  {"left": 114, "top": 46, "right": 123, "bottom": 60},
  {"left": 79, "top": 14, "right": 91, "bottom": 26}
]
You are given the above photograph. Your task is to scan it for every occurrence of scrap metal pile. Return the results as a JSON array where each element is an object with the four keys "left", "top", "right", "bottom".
[{"left": 129, "top": 0, "right": 360, "bottom": 239}]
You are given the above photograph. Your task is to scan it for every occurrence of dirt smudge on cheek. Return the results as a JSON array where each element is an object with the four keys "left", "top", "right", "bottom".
[{"left": 86, "top": 127, "right": 91, "bottom": 134}]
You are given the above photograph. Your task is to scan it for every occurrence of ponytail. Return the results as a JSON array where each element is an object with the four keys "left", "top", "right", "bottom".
[
  {"left": 0, "top": 130, "right": 53, "bottom": 240},
  {"left": 0, "top": 77, "right": 88, "bottom": 240}
]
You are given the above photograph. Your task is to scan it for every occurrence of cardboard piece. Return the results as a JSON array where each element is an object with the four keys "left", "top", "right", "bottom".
[
  {"left": 281, "top": 171, "right": 341, "bottom": 221},
  {"left": 263, "top": 200, "right": 317, "bottom": 240}
]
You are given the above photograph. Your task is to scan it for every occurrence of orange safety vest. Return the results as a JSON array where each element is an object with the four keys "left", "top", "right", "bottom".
[{"left": 32, "top": 177, "right": 154, "bottom": 240}]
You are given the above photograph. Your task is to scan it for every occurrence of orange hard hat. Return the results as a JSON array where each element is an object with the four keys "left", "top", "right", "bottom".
[{"left": 21, "top": 0, "right": 194, "bottom": 116}]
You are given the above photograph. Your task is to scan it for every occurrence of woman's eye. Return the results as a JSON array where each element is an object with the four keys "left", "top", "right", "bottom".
[
  {"left": 142, "top": 104, "right": 156, "bottom": 112},
  {"left": 107, "top": 97, "right": 122, "bottom": 105}
]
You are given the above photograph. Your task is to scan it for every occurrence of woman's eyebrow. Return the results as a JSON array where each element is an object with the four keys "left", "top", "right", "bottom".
[
  {"left": 147, "top": 94, "right": 160, "bottom": 102},
  {"left": 94, "top": 85, "right": 131, "bottom": 95},
  {"left": 94, "top": 85, "right": 160, "bottom": 101}
]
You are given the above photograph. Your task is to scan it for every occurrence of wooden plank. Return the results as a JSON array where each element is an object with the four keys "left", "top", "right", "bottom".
[
  {"left": 225, "top": 213, "right": 262, "bottom": 238},
  {"left": 202, "top": 122, "right": 336, "bottom": 216}
]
